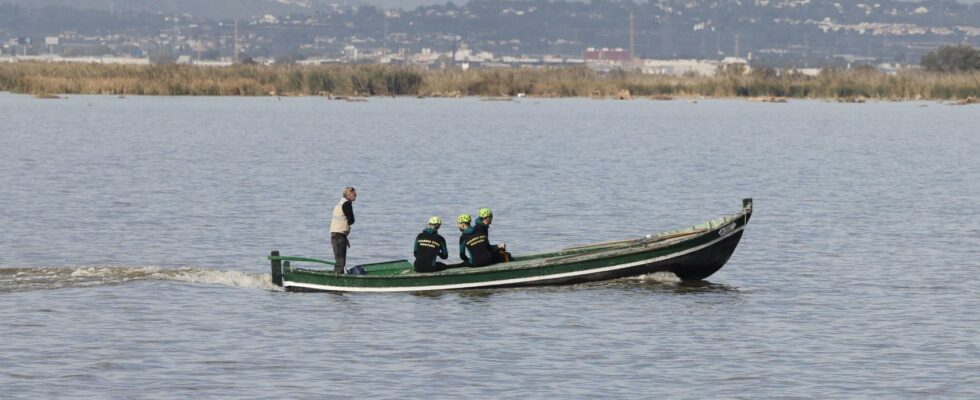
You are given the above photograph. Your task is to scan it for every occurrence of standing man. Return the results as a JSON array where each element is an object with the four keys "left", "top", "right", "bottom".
[
  {"left": 330, "top": 186, "right": 356, "bottom": 274},
  {"left": 413, "top": 216, "right": 449, "bottom": 273}
]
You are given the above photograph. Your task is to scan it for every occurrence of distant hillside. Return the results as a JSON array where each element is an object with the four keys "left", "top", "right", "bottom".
[
  {"left": 2, "top": 0, "right": 978, "bottom": 66},
  {"left": 2, "top": 0, "right": 317, "bottom": 19},
  {"left": 0, "top": 0, "right": 453, "bottom": 18},
  {"left": 7, "top": 0, "right": 977, "bottom": 20}
]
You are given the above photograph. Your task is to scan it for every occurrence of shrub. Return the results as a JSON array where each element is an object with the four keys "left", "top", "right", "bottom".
[{"left": 922, "top": 45, "right": 980, "bottom": 73}]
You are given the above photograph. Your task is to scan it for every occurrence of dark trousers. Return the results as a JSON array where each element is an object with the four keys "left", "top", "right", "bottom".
[
  {"left": 331, "top": 233, "right": 349, "bottom": 273},
  {"left": 415, "top": 261, "right": 448, "bottom": 273}
]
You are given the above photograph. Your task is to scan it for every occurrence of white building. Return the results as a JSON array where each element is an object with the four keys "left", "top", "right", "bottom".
[
  {"left": 637, "top": 59, "right": 719, "bottom": 76},
  {"left": 409, "top": 48, "right": 442, "bottom": 65},
  {"left": 453, "top": 47, "right": 494, "bottom": 63},
  {"left": 343, "top": 45, "right": 358, "bottom": 61}
]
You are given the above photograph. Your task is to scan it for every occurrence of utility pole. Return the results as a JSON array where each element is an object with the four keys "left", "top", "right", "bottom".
[
  {"left": 452, "top": 36, "right": 458, "bottom": 65},
  {"left": 173, "top": 14, "right": 180, "bottom": 53},
  {"left": 383, "top": 11, "right": 389, "bottom": 56},
  {"left": 803, "top": 33, "right": 809, "bottom": 64},
  {"left": 629, "top": 12, "right": 636, "bottom": 59},
  {"left": 734, "top": 33, "right": 740, "bottom": 59},
  {"left": 234, "top": 19, "right": 240, "bottom": 64}
]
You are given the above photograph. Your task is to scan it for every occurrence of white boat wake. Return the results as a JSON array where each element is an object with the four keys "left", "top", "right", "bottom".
[
  {"left": 1, "top": 267, "right": 684, "bottom": 293},
  {"left": 0, "top": 266, "right": 278, "bottom": 293},
  {"left": 629, "top": 271, "right": 682, "bottom": 284}
]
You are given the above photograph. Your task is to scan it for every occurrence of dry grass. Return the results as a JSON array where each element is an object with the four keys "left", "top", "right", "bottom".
[{"left": 1, "top": 62, "right": 978, "bottom": 100}]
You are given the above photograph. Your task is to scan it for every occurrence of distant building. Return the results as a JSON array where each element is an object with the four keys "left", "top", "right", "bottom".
[
  {"left": 453, "top": 47, "right": 494, "bottom": 63},
  {"left": 297, "top": 57, "right": 345, "bottom": 65},
  {"left": 876, "top": 63, "right": 909, "bottom": 75},
  {"left": 793, "top": 68, "right": 822, "bottom": 76},
  {"left": 722, "top": 57, "right": 749, "bottom": 66},
  {"left": 583, "top": 48, "right": 631, "bottom": 61},
  {"left": 409, "top": 48, "right": 441, "bottom": 66},
  {"left": 343, "top": 45, "right": 358, "bottom": 61},
  {"left": 193, "top": 59, "right": 234, "bottom": 67},
  {"left": 1, "top": 55, "right": 150, "bottom": 65},
  {"left": 585, "top": 59, "right": 624, "bottom": 73},
  {"left": 639, "top": 59, "right": 719, "bottom": 76}
]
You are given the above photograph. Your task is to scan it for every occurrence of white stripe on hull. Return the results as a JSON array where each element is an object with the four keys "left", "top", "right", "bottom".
[{"left": 284, "top": 226, "right": 744, "bottom": 293}]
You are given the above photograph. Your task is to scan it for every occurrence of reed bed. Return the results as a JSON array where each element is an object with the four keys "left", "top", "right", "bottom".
[{"left": 1, "top": 62, "right": 978, "bottom": 100}]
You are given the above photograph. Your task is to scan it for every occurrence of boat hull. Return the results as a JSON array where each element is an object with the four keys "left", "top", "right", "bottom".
[
  {"left": 509, "top": 228, "right": 746, "bottom": 287},
  {"left": 274, "top": 201, "right": 751, "bottom": 293}
]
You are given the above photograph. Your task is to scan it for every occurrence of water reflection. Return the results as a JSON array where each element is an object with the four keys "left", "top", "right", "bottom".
[
  {"left": 403, "top": 278, "right": 741, "bottom": 299},
  {"left": 410, "top": 288, "right": 500, "bottom": 300},
  {"left": 589, "top": 278, "right": 741, "bottom": 295}
]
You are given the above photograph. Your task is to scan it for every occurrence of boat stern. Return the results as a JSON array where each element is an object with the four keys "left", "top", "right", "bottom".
[{"left": 270, "top": 250, "right": 283, "bottom": 287}]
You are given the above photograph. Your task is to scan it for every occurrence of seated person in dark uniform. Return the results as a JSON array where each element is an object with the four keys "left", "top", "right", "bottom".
[
  {"left": 474, "top": 207, "right": 511, "bottom": 263},
  {"left": 414, "top": 216, "right": 449, "bottom": 273},
  {"left": 457, "top": 214, "right": 494, "bottom": 267}
]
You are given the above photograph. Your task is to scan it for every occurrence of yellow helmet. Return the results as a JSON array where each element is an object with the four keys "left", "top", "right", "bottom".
[
  {"left": 428, "top": 216, "right": 441, "bottom": 225},
  {"left": 478, "top": 208, "right": 493, "bottom": 219},
  {"left": 456, "top": 214, "right": 472, "bottom": 224}
]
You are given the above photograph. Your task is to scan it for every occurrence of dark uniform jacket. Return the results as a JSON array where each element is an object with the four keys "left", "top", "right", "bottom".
[
  {"left": 459, "top": 225, "right": 493, "bottom": 267},
  {"left": 473, "top": 220, "right": 499, "bottom": 253},
  {"left": 414, "top": 228, "right": 448, "bottom": 272}
]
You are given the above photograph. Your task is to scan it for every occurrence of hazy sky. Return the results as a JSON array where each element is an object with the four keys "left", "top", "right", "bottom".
[
  {"left": 360, "top": 0, "right": 448, "bottom": 8},
  {"left": 6, "top": 0, "right": 977, "bottom": 13},
  {"left": 360, "top": 0, "right": 980, "bottom": 6}
]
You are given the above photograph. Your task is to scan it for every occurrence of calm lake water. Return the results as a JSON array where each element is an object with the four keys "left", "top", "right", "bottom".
[{"left": 1, "top": 93, "right": 978, "bottom": 398}]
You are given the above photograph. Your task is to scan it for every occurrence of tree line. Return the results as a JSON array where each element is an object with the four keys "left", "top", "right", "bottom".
[{"left": 921, "top": 45, "right": 980, "bottom": 73}]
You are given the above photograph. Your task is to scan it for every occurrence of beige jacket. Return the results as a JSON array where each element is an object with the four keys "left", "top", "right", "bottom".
[{"left": 330, "top": 198, "right": 352, "bottom": 235}]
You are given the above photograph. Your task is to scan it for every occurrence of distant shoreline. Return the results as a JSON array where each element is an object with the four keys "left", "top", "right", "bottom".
[
  {"left": 1, "top": 62, "right": 978, "bottom": 101},
  {"left": 8, "top": 92, "right": 977, "bottom": 105}
]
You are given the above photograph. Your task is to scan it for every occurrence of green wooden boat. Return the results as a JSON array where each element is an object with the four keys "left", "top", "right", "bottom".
[{"left": 269, "top": 199, "right": 753, "bottom": 293}]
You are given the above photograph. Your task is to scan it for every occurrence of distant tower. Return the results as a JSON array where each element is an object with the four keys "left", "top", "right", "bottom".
[
  {"left": 173, "top": 14, "right": 180, "bottom": 53},
  {"left": 803, "top": 33, "right": 809, "bottom": 63},
  {"left": 452, "top": 36, "right": 459, "bottom": 64},
  {"left": 234, "top": 19, "right": 240, "bottom": 64},
  {"left": 383, "top": 11, "right": 389, "bottom": 55},
  {"left": 629, "top": 12, "right": 636, "bottom": 59},
  {"left": 734, "top": 33, "right": 740, "bottom": 59},
  {"left": 939, "top": 2, "right": 946, "bottom": 26}
]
